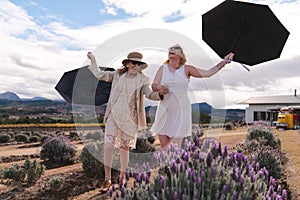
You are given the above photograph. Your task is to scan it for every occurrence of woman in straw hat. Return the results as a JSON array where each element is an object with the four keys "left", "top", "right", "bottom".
[
  {"left": 151, "top": 44, "right": 234, "bottom": 151},
  {"left": 87, "top": 51, "right": 168, "bottom": 193}
]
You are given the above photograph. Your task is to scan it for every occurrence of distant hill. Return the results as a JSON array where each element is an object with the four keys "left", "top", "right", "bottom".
[
  {"left": 191, "top": 102, "right": 213, "bottom": 114},
  {"left": 0, "top": 99, "right": 72, "bottom": 117},
  {"left": 146, "top": 102, "right": 244, "bottom": 122},
  {"left": 25, "top": 97, "right": 50, "bottom": 101},
  {"left": 0, "top": 91, "right": 49, "bottom": 101},
  {"left": 0, "top": 91, "right": 21, "bottom": 100}
]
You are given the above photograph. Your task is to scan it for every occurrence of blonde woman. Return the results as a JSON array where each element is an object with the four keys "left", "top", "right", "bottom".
[
  {"left": 151, "top": 44, "right": 234, "bottom": 151},
  {"left": 87, "top": 51, "right": 168, "bottom": 193}
]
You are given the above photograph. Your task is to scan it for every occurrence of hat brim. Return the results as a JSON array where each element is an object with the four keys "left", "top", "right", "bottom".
[{"left": 122, "top": 58, "right": 148, "bottom": 70}]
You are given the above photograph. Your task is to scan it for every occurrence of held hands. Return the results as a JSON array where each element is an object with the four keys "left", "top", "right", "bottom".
[{"left": 158, "top": 84, "right": 169, "bottom": 96}]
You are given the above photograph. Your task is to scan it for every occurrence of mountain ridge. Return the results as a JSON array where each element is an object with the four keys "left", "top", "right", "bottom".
[{"left": 0, "top": 91, "right": 50, "bottom": 101}]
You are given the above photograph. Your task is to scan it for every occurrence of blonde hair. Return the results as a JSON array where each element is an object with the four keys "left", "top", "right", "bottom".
[{"left": 164, "top": 44, "right": 187, "bottom": 65}]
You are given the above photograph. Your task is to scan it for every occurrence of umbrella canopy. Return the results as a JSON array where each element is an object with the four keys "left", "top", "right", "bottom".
[
  {"left": 55, "top": 65, "right": 114, "bottom": 106},
  {"left": 202, "top": 0, "right": 290, "bottom": 66}
]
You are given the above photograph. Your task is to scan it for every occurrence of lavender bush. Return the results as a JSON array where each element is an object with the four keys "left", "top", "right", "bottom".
[
  {"left": 40, "top": 135, "right": 76, "bottom": 166},
  {"left": 236, "top": 140, "right": 283, "bottom": 180},
  {"left": 246, "top": 121, "right": 281, "bottom": 149},
  {"left": 111, "top": 138, "right": 287, "bottom": 199}
]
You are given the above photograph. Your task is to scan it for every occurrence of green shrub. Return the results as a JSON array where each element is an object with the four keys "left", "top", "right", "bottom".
[
  {"left": 55, "top": 131, "right": 65, "bottom": 136},
  {"left": 0, "top": 134, "right": 11, "bottom": 143},
  {"left": 147, "top": 135, "right": 155, "bottom": 144},
  {"left": 80, "top": 141, "right": 119, "bottom": 180},
  {"left": 15, "top": 133, "right": 29, "bottom": 143},
  {"left": 23, "top": 132, "right": 31, "bottom": 137},
  {"left": 225, "top": 121, "right": 234, "bottom": 130},
  {"left": 129, "top": 134, "right": 156, "bottom": 167},
  {"left": 2, "top": 158, "right": 45, "bottom": 185},
  {"left": 29, "top": 136, "right": 40, "bottom": 143},
  {"left": 69, "top": 131, "right": 79, "bottom": 140},
  {"left": 40, "top": 135, "right": 54, "bottom": 145},
  {"left": 40, "top": 135, "right": 76, "bottom": 166},
  {"left": 85, "top": 131, "right": 102, "bottom": 141},
  {"left": 2, "top": 163, "right": 26, "bottom": 183},
  {"left": 32, "top": 132, "right": 44, "bottom": 138},
  {"left": 24, "top": 158, "right": 45, "bottom": 184},
  {"left": 49, "top": 176, "right": 65, "bottom": 190},
  {"left": 7, "top": 132, "right": 15, "bottom": 140}
]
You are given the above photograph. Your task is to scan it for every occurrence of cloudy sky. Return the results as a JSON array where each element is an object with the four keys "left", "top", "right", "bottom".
[{"left": 0, "top": 0, "right": 299, "bottom": 109}]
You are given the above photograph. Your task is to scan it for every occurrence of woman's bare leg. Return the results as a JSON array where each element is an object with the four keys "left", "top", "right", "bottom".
[
  {"left": 103, "top": 142, "right": 114, "bottom": 181},
  {"left": 171, "top": 138, "right": 183, "bottom": 149},
  {"left": 158, "top": 134, "right": 171, "bottom": 151},
  {"left": 119, "top": 146, "right": 129, "bottom": 180}
]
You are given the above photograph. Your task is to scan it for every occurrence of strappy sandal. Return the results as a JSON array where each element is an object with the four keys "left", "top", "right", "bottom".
[{"left": 99, "top": 179, "right": 112, "bottom": 193}]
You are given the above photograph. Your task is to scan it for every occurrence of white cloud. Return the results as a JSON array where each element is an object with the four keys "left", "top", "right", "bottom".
[{"left": 0, "top": 0, "right": 299, "bottom": 108}]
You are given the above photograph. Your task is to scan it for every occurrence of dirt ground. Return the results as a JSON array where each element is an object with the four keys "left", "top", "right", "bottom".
[{"left": 0, "top": 127, "right": 299, "bottom": 200}]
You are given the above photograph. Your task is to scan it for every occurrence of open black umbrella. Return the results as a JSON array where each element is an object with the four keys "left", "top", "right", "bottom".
[
  {"left": 55, "top": 65, "right": 114, "bottom": 106},
  {"left": 202, "top": 0, "right": 290, "bottom": 67}
]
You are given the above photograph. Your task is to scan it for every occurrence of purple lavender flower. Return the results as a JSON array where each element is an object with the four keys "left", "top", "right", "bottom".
[
  {"left": 233, "top": 191, "right": 237, "bottom": 200},
  {"left": 250, "top": 171, "right": 256, "bottom": 183},
  {"left": 192, "top": 170, "right": 197, "bottom": 181},
  {"left": 220, "top": 169, "right": 224, "bottom": 176},
  {"left": 174, "top": 191, "right": 178, "bottom": 200},
  {"left": 109, "top": 188, "right": 113, "bottom": 197},
  {"left": 144, "top": 173, "right": 150, "bottom": 184},
  {"left": 180, "top": 162, "right": 184, "bottom": 173},
  {"left": 197, "top": 177, "right": 202, "bottom": 189},
  {"left": 121, "top": 187, "right": 125, "bottom": 198},
  {"left": 206, "top": 152, "right": 212, "bottom": 166},
  {"left": 223, "top": 145, "right": 228, "bottom": 158},
  {"left": 160, "top": 175, "right": 165, "bottom": 188},
  {"left": 172, "top": 160, "right": 177, "bottom": 173},
  {"left": 184, "top": 151, "right": 189, "bottom": 161},
  {"left": 221, "top": 185, "right": 227, "bottom": 194},
  {"left": 201, "top": 168, "right": 205, "bottom": 179},
  {"left": 211, "top": 165, "right": 215, "bottom": 177},
  {"left": 187, "top": 167, "right": 191, "bottom": 179},
  {"left": 272, "top": 192, "right": 278, "bottom": 199},
  {"left": 282, "top": 189, "right": 287, "bottom": 200}
]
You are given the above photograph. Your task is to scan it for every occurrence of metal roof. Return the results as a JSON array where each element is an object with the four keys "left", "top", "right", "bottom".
[{"left": 238, "top": 95, "right": 300, "bottom": 105}]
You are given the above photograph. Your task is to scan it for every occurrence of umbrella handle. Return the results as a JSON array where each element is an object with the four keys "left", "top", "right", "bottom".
[{"left": 240, "top": 63, "right": 250, "bottom": 71}]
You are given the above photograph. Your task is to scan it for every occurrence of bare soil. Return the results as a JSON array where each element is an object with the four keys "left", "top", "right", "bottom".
[{"left": 0, "top": 127, "right": 299, "bottom": 200}]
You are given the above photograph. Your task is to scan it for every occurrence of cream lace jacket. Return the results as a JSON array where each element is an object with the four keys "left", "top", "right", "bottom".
[{"left": 88, "top": 63, "right": 162, "bottom": 130}]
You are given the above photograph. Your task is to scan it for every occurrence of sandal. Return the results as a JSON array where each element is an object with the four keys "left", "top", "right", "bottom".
[{"left": 99, "top": 179, "right": 112, "bottom": 193}]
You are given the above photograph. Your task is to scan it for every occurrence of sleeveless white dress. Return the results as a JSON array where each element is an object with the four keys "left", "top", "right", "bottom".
[{"left": 151, "top": 64, "right": 191, "bottom": 138}]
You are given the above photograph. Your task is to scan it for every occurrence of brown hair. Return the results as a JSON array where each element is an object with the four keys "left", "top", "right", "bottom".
[{"left": 117, "top": 65, "right": 128, "bottom": 75}]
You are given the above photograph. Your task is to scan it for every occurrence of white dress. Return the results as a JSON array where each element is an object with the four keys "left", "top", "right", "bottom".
[{"left": 151, "top": 64, "right": 191, "bottom": 138}]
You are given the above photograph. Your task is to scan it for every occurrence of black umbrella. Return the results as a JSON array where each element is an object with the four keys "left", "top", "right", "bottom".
[
  {"left": 202, "top": 0, "right": 290, "bottom": 67},
  {"left": 55, "top": 65, "right": 114, "bottom": 106}
]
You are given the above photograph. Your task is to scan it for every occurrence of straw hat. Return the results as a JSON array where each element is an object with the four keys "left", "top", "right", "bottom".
[{"left": 122, "top": 52, "right": 148, "bottom": 70}]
